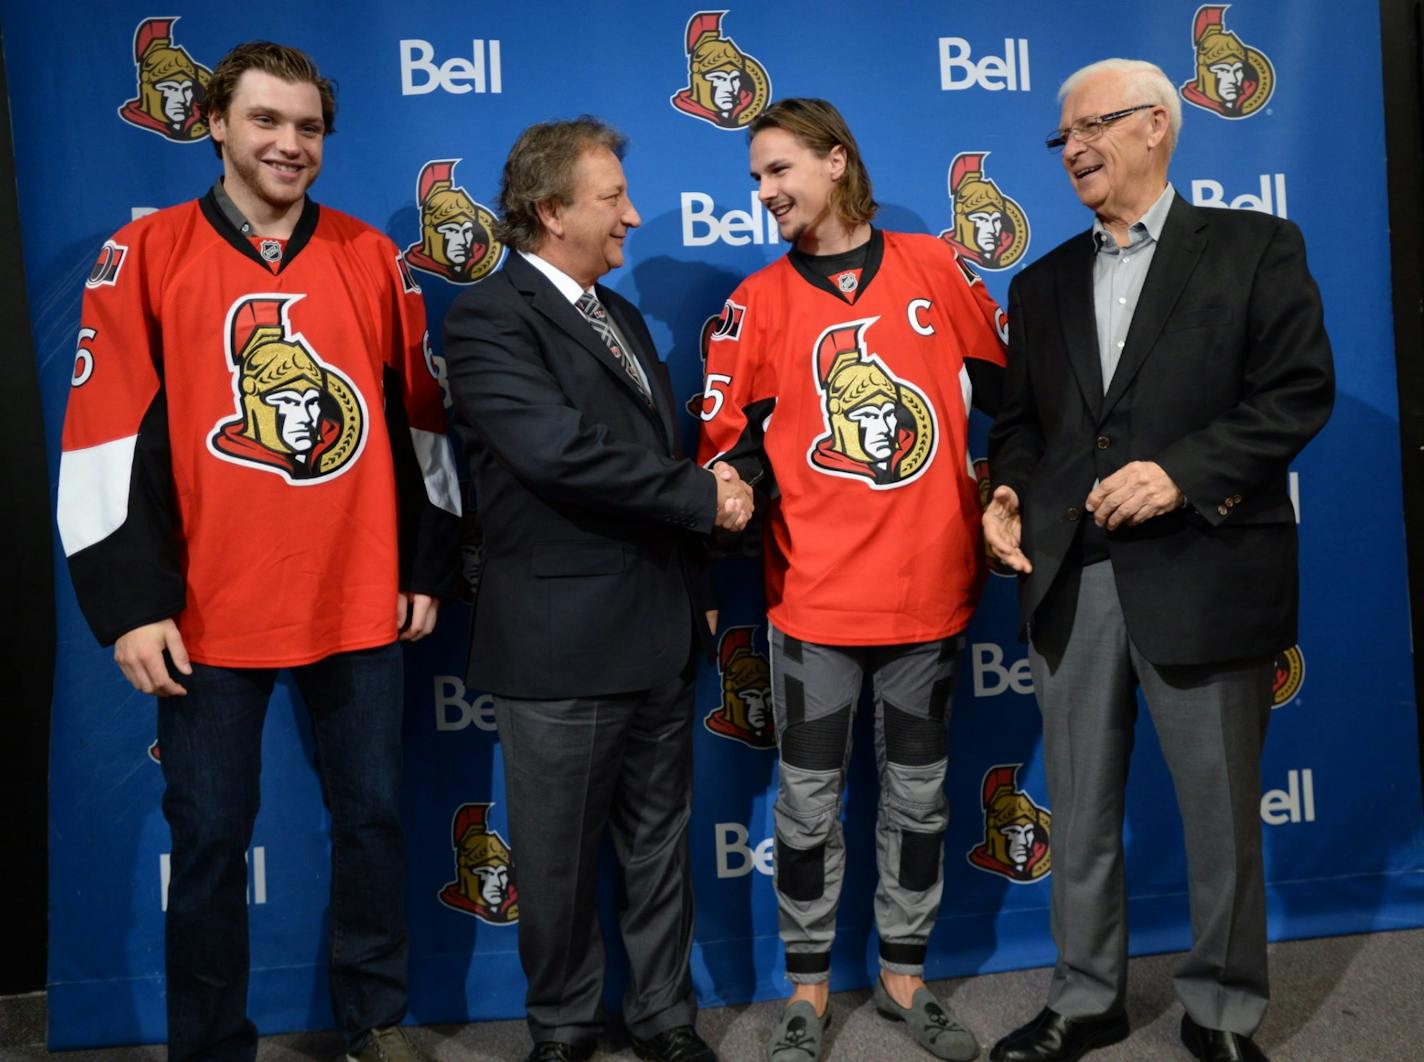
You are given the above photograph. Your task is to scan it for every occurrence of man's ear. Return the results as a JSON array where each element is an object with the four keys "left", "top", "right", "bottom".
[
  {"left": 827, "top": 143, "right": 847, "bottom": 181},
  {"left": 534, "top": 197, "right": 564, "bottom": 240}
]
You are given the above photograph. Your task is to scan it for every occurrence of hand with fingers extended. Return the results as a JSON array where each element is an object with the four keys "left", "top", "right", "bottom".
[
  {"left": 711, "top": 460, "right": 754, "bottom": 533},
  {"left": 114, "top": 618, "right": 192, "bottom": 697},
  {"left": 982, "top": 485, "right": 1033, "bottom": 574},
  {"left": 1085, "top": 461, "right": 1184, "bottom": 530}
]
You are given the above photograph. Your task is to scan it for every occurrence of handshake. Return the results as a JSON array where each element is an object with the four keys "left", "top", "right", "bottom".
[{"left": 711, "top": 461, "right": 755, "bottom": 533}]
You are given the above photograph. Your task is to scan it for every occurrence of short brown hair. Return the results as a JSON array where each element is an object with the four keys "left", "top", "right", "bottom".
[
  {"left": 494, "top": 117, "right": 627, "bottom": 253},
  {"left": 749, "top": 98, "right": 876, "bottom": 227},
  {"left": 205, "top": 41, "right": 337, "bottom": 159}
]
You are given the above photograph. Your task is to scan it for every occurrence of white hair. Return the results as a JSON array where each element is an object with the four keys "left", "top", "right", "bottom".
[{"left": 1057, "top": 58, "right": 1182, "bottom": 150}]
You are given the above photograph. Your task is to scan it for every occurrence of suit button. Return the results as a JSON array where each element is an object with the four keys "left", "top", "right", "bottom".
[
  {"left": 1065, "top": 506, "right": 1081, "bottom": 521},
  {"left": 1096, "top": 435, "right": 1111, "bottom": 449},
  {"left": 1218, "top": 504, "right": 1230, "bottom": 517}
]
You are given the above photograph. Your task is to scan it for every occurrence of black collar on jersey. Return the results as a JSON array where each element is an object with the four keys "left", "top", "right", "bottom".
[
  {"left": 199, "top": 179, "right": 319, "bottom": 273},
  {"left": 787, "top": 227, "right": 884, "bottom": 303}
]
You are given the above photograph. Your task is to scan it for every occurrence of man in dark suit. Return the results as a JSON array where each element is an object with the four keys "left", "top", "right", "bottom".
[
  {"left": 983, "top": 59, "right": 1334, "bottom": 1062},
  {"left": 443, "top": 118, "right": 751, "bottom": 1062}
]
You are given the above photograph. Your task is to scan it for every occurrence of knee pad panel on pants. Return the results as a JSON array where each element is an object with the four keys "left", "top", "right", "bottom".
[
  {"left": 781, "top": 703, "right": 851, "bottom": 771},
  {"left": 898, "top": 828, "right": 944, "bottom": 891},
  {"left": 882, "top": 699, "right": 946, "bottom": 767},
  {"left": 777, "top": 837, "right": 826, "bottom": 902}
]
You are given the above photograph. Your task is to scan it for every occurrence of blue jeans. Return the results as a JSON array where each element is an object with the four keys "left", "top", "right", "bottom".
[{"left": 156, "top": 643, "right": 408, "bottom": 1061}]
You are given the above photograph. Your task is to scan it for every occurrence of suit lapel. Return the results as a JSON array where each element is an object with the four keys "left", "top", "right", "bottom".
[
  {"left": 602, "top": 287, "right": 678, "bottom": 448},
  {"left": 1055, "top": 233, "right": 1103, "bottom": 421},
  {"left": 1100, "top": 194, "right": 1207, "bottom": 418}
]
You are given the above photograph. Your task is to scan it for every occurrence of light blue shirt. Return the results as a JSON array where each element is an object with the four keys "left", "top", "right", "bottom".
[{"left": 1091, "top": 184, "right": 1175, "bottom": 391}]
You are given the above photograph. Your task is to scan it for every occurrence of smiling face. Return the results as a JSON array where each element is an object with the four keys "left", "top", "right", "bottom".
[
  {"left": 210, "top": 70, "right": 324, "bottom": 226},
  {"left": 1058, "top": 70, "right": 1169, "bottom": 230},
  {"left": 750, "top": 125, "right": 845, "bottom": 251},
  {"left": 539, "top": 144, "right": 640, "bottom": 289}
]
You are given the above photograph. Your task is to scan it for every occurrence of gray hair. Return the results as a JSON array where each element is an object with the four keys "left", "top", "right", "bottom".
[
  {"left": 1058, "top": 58, "right": 1182, "bottom": 151},
  {"left": 494, "top": 117, "right": 626, "bottom": 253}
]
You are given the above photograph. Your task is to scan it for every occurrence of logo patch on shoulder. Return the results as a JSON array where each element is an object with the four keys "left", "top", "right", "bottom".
[{"left": 86, "top": 241, "right": 128, "bottom": 288}]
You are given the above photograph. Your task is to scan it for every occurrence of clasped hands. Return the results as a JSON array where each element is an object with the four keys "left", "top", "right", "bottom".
[
  {"left": 711, "top": 460, "right": 754, "bottom": 533},
  {"left": 982, "top": 461, "right": 1184, "bottom": 575}
]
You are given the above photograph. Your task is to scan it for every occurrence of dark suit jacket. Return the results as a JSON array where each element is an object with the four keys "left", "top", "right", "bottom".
[
  {"left": 989, "top": 192, "right": 1334, "bottom": 665},
  {"left": 443, "top": 251, "right": 716, "bottom": 699}
]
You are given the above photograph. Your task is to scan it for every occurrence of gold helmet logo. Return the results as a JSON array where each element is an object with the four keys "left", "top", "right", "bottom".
[
  {"left": 438, "top": 803, "right": 519, "bottom": 925},
  {"left": 1180, "top": 4, "right": 1275, "bottom": 118},
  {"left": 670, "top": 11, "right": 772, "bottom": 130},
  {"left": 1272, "top": 645, "right": 1305, "bottom": 707},
  {"left": 967, "top": 764, "right": 1051, "bottom": 883},
  {"left": 209, "top": 294, "right": 367, "bottom": 483},
  {"left": 807, "top": 317, "right": 937, "bottom": 489},
  {"left": 938, "top": 152, "right": 1029, "bottom": 272},
  {"left": 117, "top": 17, "right": 211, "bottom": 142},
  {"left": 403, "top": 159, "right": 502, "bottom": 285},
  {"left": 703, "top": 626, "right": 775, "bottom": 749}
]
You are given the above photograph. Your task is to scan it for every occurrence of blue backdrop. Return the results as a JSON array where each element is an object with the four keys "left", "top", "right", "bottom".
[{"left": 8, "top": 1, "right": 1422, "bottom": 1048}]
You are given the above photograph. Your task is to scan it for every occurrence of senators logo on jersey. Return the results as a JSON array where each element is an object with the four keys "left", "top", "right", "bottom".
[
  {"left": 403, "top": 159, "right": 502, "bottom": 285},
  {"left": 939, "top": 152, "right": 1030, "bottom": 272},
  {"left": 1272, "top": 645, "right": 1305, "bottom": 707},
  {"left": 703, "top": 626, "right": 775, "bottom": 749},
  {"left": 670, "top": 11, "right": 772, "bottom": 130},
  {"left": 1180, "top": 5, "right": 1275, "bottom": 118},
  {"left": 117, "top": 17, "right": 211, "bottom": 142},
  {"left": 209, "top": 295, "right": 367, "bottom": 483},
  {"left": 967, "top": 763, "right": 1051, "bottom": 883},
  {"left": 86, "top": 241, "right": 128, "bottom": 289},
  {"left": 438, "top": 803, "right": 519, "bottom": 925},
  {"left": 807, "top": 317, "right": 937, "bottom": 489}
]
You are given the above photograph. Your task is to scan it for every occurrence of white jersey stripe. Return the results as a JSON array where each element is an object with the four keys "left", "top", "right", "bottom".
[
  {"left": 57, "top": 435, "right": 137, "bottom": 556},
  {"left": 410, "top": 427, "right": 461, "bottom": 516}
]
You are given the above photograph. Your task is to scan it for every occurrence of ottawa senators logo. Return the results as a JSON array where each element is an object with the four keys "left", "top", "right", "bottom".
[
  {"left": 403, "top": 159, "right": 502, "bottom": 285},
  {"left": 1272, "top": 644, "right": 1305, "bottom": 707},
  {"left": 807, "top": 317, "right": 937, "bottom": 489},
  {"left": 938, "top": 152, "right": 1029, "bottom": 272},
  {"left": 1180, "top": 5, "right": 1275, "bottom": 118},
  {"left": 703, "top": 626, "right": 775, "bottom": 748},
  {"left": 117, "top": 17, "right": 211, "bottom": 142},
  {"left": 967, "top": 764, "right": 1051, "bottom": 883},
  {"left": 438, "top": 803, "right": 519, "bottom": 925},
  {"left": 209, "top": 294, "right": 367, "bottom": 484},
  {"left": 670, "top": 11, "right": 772, "bottom": 130}
]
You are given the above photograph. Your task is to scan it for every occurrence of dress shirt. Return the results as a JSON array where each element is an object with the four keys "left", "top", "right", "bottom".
[{"left": 1092, "top": 184, "right": 1175, "bottom": 390}]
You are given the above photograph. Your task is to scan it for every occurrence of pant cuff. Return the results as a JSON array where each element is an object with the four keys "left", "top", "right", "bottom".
[
  {"left": 879, "top": 939, "right": 928, "bottom": 969},
  {"left": 785, "top": 949, "right": 831, "bottom": 983}
]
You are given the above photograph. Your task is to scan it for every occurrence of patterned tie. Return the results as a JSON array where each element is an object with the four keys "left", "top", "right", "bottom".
[{"left": 575, "top": 291, "right": 652, "bottom": 402}]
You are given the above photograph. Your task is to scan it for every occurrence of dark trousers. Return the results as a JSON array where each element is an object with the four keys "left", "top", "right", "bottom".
[
  {"left": 1029, "top": 561, "right": 1273, "bottom": 1035},
  {"left": 156, "top": 643, "right": 409, "bottom": 1061},
  {"left": 493, "top": 665, "right": 698, "bottom": 1048}
]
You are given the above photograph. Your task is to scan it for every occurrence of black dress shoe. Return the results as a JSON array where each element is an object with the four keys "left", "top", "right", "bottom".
[
  {"left": 525, "top": 1041, "right": 594, "bottom": 1062},
  {"left": 1180, "top": 1014, "right": 1269, "bottom": 1061},
  {"left": 630, "top": 1024, "right": 717, "bottom": 1062},
  {"left": 989, "top": 1007, "right": 1129, "bottom": 1061}
]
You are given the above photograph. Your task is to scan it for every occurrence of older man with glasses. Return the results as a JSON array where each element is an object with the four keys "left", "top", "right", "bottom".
[{"left": 983, "top": 58, "right": 1334, "bottom": 1062}]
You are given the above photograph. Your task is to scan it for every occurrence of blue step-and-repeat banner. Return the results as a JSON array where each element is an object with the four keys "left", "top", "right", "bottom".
[{"left": 7, "top": 0, "right": 1423, "bottom": 1049}]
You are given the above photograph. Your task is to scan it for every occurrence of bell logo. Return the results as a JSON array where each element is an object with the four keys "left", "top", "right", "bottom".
[
  {"left": 681, "top": 192, "right": 781, "bottom": 247},
  {"left": 434, "top": 675, "right": 499, "bottom": 732},
  {"left": 1190, "top": 174, "right": 1288, "bottom": 218},
  {"left": 399, "top": 39, "right": 502, "bottom": 95},
  {"left": 1260, "top": 768, "right": 1315, "bottom": 825},
  {"left": 972, "top": 642, "right": 1034, "bottom": 697},
  {"left": 939, "top": 37, "right": 1031, "bottom": 92},
  {"left": 161, "top": 847, "right": 265, "bottom": 910},
  {"left": 714, "top": 822, "right": 775, "bottom": 878}
]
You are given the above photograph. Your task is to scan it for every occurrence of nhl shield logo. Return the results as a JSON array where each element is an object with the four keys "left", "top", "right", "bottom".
[
  {"left": 438, "top": 802, "right": 519, "bottom": 924},
  {"left": 670, "top": 11, "right": 772, "bottom": 130},
  {"left": 967, "top": 763, "right": 1051, "bottom": 883},
  {"left": 1272, "top": 645, "right": 1305, "bottom": 707},
  {"left": 117, "top": 17, "right": 211, "bottom": 142},
  {"left": 209, "top": 294, "right": 368, "bottom": 484},
  {"left": 1180, "top": 4, "right": 1275, "bottom": 118},
  {"left": 703, "top": 625, "right": 775, "bottom": 749},
  {"left": 806, "top": 317, "right": 938, "bottom": 489},
  {"left": 403, "top": 159, "right": 502, "bottom": 285},
  {"left": 939, "top": 152, "right": 1030, "bottom": 272}
]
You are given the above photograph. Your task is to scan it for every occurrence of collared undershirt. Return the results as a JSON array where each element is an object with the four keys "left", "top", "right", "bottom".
[
  {"left": 519, "top": 249, "right": 651, "bottom": 395},
  {"left": 1092, "top": 183, "right": 1174, "bottom": 391}
]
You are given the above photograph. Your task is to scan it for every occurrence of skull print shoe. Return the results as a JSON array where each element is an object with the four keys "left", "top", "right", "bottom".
[
  {"left": 873, "top": 976, "right": 980, "bottom": 1061},
  {"left": 767, "top": 999, "right": 831, "bottom": 1062}
]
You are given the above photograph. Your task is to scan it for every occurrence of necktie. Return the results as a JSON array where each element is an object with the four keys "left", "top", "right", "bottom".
[{"left": 575, "top": 291, "right": 652, "bottom": 402}]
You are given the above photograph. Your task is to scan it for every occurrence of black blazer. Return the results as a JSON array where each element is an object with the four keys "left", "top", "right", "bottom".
[
  {"left": 443, "top": 251, "right": 716, "bottom": 698},
  {"left": 989, "top": 193, "right": 1334, "bottom": 666}
]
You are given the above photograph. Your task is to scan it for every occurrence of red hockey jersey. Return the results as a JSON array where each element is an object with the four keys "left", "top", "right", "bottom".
[
  {"left": 697, "top": 229, "right": 1006, "bottom": 645},
  {"left": 58, "top": 191, "right": 461, "bottom": 667}
]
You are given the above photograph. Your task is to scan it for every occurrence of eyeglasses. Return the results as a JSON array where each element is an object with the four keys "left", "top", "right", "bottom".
[{"left": 1045, "top": 104, "right": 1155, "bottom": 151}]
